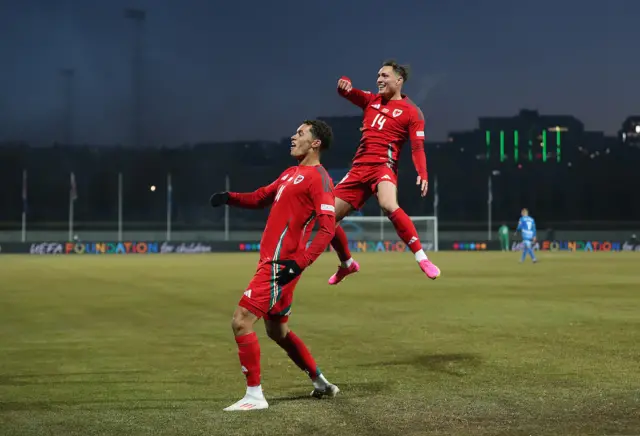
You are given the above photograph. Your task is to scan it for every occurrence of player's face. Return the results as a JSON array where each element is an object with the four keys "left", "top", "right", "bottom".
[
  {"left": 290, "top": 124, "right": 320, "bottom": 159},
  {"left": 377, "top": 66, "right": 402, "bottom": 98}
]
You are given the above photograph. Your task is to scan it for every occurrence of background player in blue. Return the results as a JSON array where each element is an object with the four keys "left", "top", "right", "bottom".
[{"left": 515, "top": 208, "right": 537, "bottom": 263}]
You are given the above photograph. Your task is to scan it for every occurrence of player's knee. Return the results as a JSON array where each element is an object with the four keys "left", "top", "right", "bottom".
[
  {"left": 379, "top": 200, "right": 399, "bottom": 215},
  {"left": 231, "top": 306, "right": 254, "bottom": 336},
  {"left": 376, "top": 190, "right": 399, "bottom": 215}
]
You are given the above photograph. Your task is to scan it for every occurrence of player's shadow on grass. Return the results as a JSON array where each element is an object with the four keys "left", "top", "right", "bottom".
[
  {"left": 269, "top": 380, "right": 388, "bottom": 405},
  {"left": 268, "top": 394, "right": 314, "bottom": 405},
  {"left": 330, "top": 380, "right": 388, "bottom": 396},
  {"left": 358, "top": 352, "right": 482, "bottom": 377}
]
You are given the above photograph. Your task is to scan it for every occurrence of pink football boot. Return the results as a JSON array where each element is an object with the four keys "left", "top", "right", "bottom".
[
  {"left": 328, "top": 260, "right": 360, "bottom": 285},
  {"left": 419, "top": 259, "right": 441, "bottom": 280}
]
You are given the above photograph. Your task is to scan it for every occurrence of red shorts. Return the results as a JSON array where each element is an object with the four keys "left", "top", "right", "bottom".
[
  {"left": 239, "top": 259, "right": 302, "bottom": 323},
  {"left": 334, "top": 164, "right": 398, "bottom": 210}
]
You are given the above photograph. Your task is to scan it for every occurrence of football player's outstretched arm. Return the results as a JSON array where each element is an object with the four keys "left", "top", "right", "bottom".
[
  {"left": 337, "top": 76, "right": 374, "bottom": 109},
  {"left": 210, "top": 171, "right": 289, "bottom": 209},
  {"left": 225, "top": 183, "right": 278, "bottom": 209}
]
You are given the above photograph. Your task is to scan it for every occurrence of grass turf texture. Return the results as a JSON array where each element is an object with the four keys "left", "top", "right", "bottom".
[{"left": 0, "top": 252, "right": 638, "bottom": 436}]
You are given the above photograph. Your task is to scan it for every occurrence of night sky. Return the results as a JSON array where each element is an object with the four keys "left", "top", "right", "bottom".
[{"left": 1, "top": 0, "right": 638, "bottom": 146}]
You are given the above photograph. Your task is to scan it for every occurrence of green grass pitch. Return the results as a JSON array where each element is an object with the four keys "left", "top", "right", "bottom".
[{"left": 0, "top": 252, "right": 639, "bottom": 436}]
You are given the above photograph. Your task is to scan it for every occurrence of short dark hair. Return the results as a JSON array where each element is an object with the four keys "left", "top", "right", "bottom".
[
  {"left": 304, "top": 119, "right": 333, "bottom": 151},
  {"left": 382, "top": 59, "right": 410, "bottom": 83}
]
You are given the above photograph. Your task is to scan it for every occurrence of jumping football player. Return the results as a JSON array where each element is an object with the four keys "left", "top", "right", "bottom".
[
  {"left": 327, "top": 60, "right": 441, "bottom": 285},
  {"left": 210, "top": 120, "right": 340, "bottom": 411}
]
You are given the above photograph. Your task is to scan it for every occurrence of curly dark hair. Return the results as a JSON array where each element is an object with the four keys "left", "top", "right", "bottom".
[
  {"left": 382, "top": 59, "right": 410, "bottom": 83},
  {"left": 303, "top": 119, "right": 333, "bottom": 151}
]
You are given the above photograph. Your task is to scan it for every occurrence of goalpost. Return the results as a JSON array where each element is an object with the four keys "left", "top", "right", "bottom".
[{"left": 340, "top": 216, "right": 439, "bottom": 252}]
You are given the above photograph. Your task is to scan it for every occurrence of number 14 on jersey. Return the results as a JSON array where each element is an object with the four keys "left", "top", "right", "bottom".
[{"left": 371, "top": 114, "right": 386, "bottom": 130}]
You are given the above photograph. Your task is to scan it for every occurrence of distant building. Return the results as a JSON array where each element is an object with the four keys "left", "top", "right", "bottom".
[{"left": 448, "top": 109, "right": 615, "bottom": 164}]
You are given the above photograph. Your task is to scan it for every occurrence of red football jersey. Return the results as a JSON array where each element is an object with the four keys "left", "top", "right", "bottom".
[
  {"left": 228, "top": 165, "right": 335, "bottom": 262},
  {"left": 338, "top": 78, "right": 428, "bottom": 179}
]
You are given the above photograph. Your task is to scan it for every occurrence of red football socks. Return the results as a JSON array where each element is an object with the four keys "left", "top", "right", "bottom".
[
  {"left": 276, "top": 331, "right": 320, "bottom": 379},
  {"left": 235, "top": 332, "right": 261, "bottom": 387},
  {"left": 331, "top": 225, "right": 352, "bottom": 262},
  {"left": 388, "top": 208, "right": 423, "bottom": 254}
]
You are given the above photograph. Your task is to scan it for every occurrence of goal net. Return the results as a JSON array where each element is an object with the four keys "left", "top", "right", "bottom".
[{"left": 340, "top": 215, "right": 439, "bottom": 252}]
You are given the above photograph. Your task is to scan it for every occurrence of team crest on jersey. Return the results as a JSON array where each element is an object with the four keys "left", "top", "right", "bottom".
[
  {"left": 293, "top": 175, "right": 304, "bottom": 184},
  {"left": 392, "top": 109, "right": 403, "bottom": 117}
]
